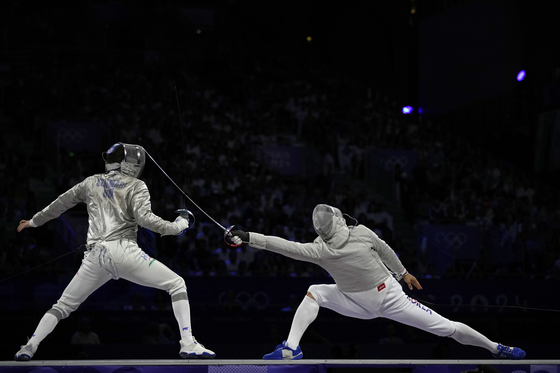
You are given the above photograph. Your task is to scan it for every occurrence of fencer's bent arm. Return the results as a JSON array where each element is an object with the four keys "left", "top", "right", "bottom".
[
  {"left": 368, "top": 229, "right": 406, "bottom": 275},
  {"left": 249, "top": 232, "right": 322, "bottom": 262},
  {"left": 31, "top": 181, "right": 86, "bottom": 227},
  {"left": 131, "top": 182, "right": 187, "bottom": 236}
]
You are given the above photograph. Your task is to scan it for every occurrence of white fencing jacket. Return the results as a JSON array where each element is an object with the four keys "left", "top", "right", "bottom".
[{"left": 248, "top": 224, "right": 406, "bottom": 293}]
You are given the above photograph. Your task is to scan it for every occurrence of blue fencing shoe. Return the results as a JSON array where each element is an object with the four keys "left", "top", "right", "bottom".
[
  {"left": 263, "top": 341, "right": 303, "bottom": 360},
  {"left": 493, "top": 344, "right": 526, "bottom": 360}
]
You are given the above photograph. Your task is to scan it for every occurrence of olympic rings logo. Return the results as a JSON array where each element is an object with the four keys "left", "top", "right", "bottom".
[
  {"left": 218, "top": 291, "right": 270, "bottom": 311},
  {"left": 435, "top": 232, "right": 467, "bottom": 251},
  {"left": 58, "top": 128, "right": 88, "bottom": 143},
  {"left": 384, "top": 156, "right": 408, "bottom": 171}
]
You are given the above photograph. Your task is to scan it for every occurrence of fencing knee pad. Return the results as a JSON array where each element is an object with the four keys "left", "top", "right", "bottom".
[
  {"left": 307, "top": 285, "right": 324, "bottom": 305},
  {"left": 167, "top": 276, "right": 187, "bottom": 298},
  {"left": 51, "top": 300, "right": 79, "bottom": 320},
  {"left": 46, "top": 308, "right": 63, "bottom": 322}
]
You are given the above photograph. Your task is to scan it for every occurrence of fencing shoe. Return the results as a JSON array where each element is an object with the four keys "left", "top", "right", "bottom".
[
  {"left": 14, "top": 344, "right": 36, "bottom": 361},
  {"left": 492, "top": 344, "right": 526, "bottom": 360},
  {"left": 263, "top": 341, "right": 303, "bottom": 360},
  {"left": 179, "top": 338, "right": 216, "bottom": 359}
]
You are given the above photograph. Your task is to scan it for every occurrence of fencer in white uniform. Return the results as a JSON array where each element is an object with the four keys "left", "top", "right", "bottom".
[
  {"left": 231, "top": 204, "right": 526, "bottom": 360},
  {"left": 14, "top": 143, "right": 215, "bottom": 361}
]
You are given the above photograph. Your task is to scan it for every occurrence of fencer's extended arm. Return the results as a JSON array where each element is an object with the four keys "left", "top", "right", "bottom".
[
  {"left": 31, "top": 180, "right": 87, "bottom": 227},
  {"left": 247, "top": 232, "right": 322, "bottom": 262},
  {"left": 131, "top": 182, "right": 189, "bottom": 236}
]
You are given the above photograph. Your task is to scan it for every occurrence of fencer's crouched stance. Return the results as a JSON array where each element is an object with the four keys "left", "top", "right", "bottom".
[
  {"left": 15, "top": 143, "right": 215, "bottom": 361},
  {"left": 231, "top": 204, "right": 526, "bottom": 360}
]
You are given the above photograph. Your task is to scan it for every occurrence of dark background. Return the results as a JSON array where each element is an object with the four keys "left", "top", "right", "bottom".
[{"left": 1, "top": 0, "right": 559, "bottom": 361}]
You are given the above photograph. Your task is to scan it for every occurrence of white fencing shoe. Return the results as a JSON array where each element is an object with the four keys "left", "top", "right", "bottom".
[
  {"left": 14, "top": 344, "right": 37, "bottom": 361},
  {"left": 179, "top": 338, "right": 216, "bottom": 359}
]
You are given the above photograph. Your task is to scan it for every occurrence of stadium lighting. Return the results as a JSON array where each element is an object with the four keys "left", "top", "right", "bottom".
[
  {"left": 516, "top": 70, "right": 526, "bottom": 81},
  {"left": 402, "top": 106, "right": 413, "bottom": 114}
]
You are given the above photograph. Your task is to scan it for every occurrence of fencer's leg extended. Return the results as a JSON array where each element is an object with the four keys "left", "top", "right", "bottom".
[
  {"left": 264, "top": 284, "right": 378, "bottom": 360},
  {"left": 286, "top": 292, "right": 320, "bottom": 349},
  {"left": 117, "top": 243, "right": 215, "bottom": 358},
  {"left": 118, "top": 254, "right": 193, "bottom": 340},
  {"left": 171, "top": 291, "right": 193, "bottom": 343},
  {"left": 308, "top": 284, "right": 380, "bottom": 320},
  {"left": 379, "top": 277, "right": 525, "bottom": 359},
  {"left": 26, "top": 311, "right": 60, "bottom": 348},
  {"left": 449, "top": 321, "right": 497, "bottom": 351},
  {"left": 287, "top": 284, "right": 379, "bottom": 349},
  {"left": 264, "top": 292, "right": 318, "bottom": 360},
  {"left": 285, "top": 280, "right": 387, "bottom": 348},
  {"left": 15, "top": 255, "right": 111, "bottom": 361},
  {"left": 449, "top": 322, "right": 526, "bottom": 359},
  {"left": 14, "top": 312, "right": 58, "bottom": 361},
  {"left": 378, "top": 279, "right": 482, "bottom": 342}
]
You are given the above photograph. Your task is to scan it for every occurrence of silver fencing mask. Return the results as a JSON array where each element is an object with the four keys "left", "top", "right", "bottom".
[
  {"left": 312, "top": 204, "right": 344, "bottom": 240},
  {"left": 103, "top": 142, "right": 146, "bottom": 178}
]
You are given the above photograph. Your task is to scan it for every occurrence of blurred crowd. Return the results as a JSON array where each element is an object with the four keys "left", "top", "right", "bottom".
[
  {"left": 0, "top": 15, "right": 559, "bottom": 284},
  {"left": 390, "top": 131, "right": 560, "bottom": 280}
]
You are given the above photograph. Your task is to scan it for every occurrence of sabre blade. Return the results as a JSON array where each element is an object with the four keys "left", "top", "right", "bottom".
[{"left": 143, "top": 149, "right": 228, "bottom": 232}]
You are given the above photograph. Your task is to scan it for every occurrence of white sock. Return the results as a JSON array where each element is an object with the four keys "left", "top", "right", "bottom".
[
  {"left": 172, "top": 299, "right": 194, "bottom": 344},
  {"left": 28, "top": 313, "right": 59, "bottom": 348},
  {"left": 286, "top": 295, "right": 320, "bottom": 349},
  {"left": 450, "top": 322, "right": 498, "bottom": 353}
]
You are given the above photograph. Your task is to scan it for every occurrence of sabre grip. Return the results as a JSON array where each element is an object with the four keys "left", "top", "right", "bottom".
[
  {"left": 175, "top": 209, "right": 195, "bottom": 230},
  {"left": 231, "top": 230, "right": 249, "bottom": 243}
]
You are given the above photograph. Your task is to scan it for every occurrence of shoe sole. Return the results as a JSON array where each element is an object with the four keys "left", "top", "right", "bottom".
[
  {"left": 493, "top": 352, "right": 526, "bottom": 360},
  {"left": 14, "top": 355, "right": 31, "bottom": 362},
  {"left": 263, "top": 353, "right": 303, "bottom": 360},
  {"left": 180, "top": 353, "right": 216, "bottom": 359}
]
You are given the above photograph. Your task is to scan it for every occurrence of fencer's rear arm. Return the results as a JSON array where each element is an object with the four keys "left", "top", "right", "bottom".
[{"left": 31, "top": 180, "right": 87, "bottom": 226}]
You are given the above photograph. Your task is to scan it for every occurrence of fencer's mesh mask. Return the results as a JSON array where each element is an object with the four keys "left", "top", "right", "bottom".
[
  {"left": 103, "top": 143, "right": 146, "bottom": 178},
  {"left": 312, "top": 204, "right": 344, "bottom": 240}
]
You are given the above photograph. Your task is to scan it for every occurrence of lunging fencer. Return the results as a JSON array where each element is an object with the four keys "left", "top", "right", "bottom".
[
  {"left": 14, "top": 143, "right": 215, "bottom": 361},
  {"left": 231, "top": 204, "right": 526, "bottom": 360}
]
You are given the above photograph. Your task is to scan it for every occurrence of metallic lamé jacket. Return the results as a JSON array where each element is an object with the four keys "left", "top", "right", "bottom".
[{"left": 32, "top": 170, "right": 184, "bottom": 244}]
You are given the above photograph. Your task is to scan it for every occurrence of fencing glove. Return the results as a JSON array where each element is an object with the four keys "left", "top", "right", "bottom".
[
  {"left": 231, "top": 230, "right": 249, "bottom": 245},
  {"left": 174, "top": 215, "right": 190, "bottom": 236}
]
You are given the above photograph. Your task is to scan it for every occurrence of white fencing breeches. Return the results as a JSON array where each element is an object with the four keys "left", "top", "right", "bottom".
[
  {"left": 51, "top": 239, "right": 186, "bottom": 320},
  {"left": 308, "top": 276, "right": 455, "bottom": 337}
]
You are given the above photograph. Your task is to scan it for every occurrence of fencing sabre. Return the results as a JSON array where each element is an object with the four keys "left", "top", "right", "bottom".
[{"left": 143, "top": 149, "right": 238, "bottom": 246}]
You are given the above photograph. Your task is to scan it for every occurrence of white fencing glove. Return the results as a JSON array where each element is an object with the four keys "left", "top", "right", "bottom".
[
  {"left": 174, "top": 215, "right": 190, "bottom": 236},
  {"left": 174, "top": 209, "right": 195, "bottom": 236}
]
